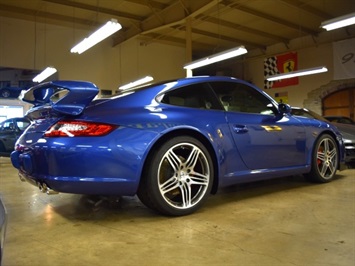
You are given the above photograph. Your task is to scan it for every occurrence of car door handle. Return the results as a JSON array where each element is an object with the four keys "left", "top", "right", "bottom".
[{"left": 233, "top": 125, "right": 248, "bottom": 133}]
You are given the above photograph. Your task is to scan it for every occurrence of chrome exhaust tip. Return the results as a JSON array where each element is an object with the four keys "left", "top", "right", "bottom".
[
  {"left": 38, "top": 182, "right": 59, "bottom": 195},
  {"left": 18, "top": 173, "right": 26, "bottom": 182},
  {"left": 38, "top": 183, "right": 44, "bottom": 192},
  {"left": 46, "top": 188, "right": 59, "bottom": 195}
]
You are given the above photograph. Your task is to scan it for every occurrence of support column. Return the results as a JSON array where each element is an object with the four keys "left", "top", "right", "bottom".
[{"left": 185, "top": 17, "right": 193, "bottom": 77}]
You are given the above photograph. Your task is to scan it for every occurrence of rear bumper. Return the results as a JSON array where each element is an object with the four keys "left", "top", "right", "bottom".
[
  {"left": 16, "top": 169, "right": 138, "bottom": 196},
  {"left": 11, "top": 150, "right": 139, "bottom": 196},
  {"left": 18, "top": 171, "right": 59, "bottom": 195}
]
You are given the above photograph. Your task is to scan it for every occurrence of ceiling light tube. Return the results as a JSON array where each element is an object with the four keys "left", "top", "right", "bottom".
[
  {"left": 321, "top": 12, "right": 355, "bottom": 31},
  {"left": 266, "top": 66, "right": 328, "bottom": 81},
  {"left": 183, "top": 46, "right": 248, "bottom": 70},
  {"left": 119, "top": 76, "right": 154, "bottom": 90},
  {"left": 71, "top": 19, "right": 122, "bottom": 54},
  {"left": 32, "top": 67, "right": 57, "bottom": 83}
]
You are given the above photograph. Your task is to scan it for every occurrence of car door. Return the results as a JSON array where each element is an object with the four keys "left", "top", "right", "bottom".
[
  {"left": 0, "top": 118, "right": 30, "bottom": 152},
  {"left": 0, "top": 119, "right": 17, "bottom": 151},
  {"left": 210, "top": 81, "right": 307, "bottom": 170}
]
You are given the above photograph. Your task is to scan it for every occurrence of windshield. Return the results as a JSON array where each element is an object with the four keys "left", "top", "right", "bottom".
[{"left": 291, "top": 108, "right": 328, "bottom": 122}]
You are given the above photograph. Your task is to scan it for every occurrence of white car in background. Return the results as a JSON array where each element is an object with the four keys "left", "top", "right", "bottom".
[{"left": 291, "top": 108, "right": 355, "bottom": 167}]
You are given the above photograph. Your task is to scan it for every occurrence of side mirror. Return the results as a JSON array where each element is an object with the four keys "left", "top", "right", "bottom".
[{"left": 278, "top": 103, "right": 291, "bottom": 114}]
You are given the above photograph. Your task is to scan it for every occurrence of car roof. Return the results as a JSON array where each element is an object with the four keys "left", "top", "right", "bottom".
[
  {"left": 1, "top": 117, "right": 29, "bottom": 123},
  {"left": 113, "top": 76, "right": 256, "bottom": 98}
]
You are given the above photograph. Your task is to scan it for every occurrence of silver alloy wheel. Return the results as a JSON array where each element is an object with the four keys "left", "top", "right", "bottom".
[
  {"left": 316, "top": 137, "right": 338, "bottom": 179},
  {"left": 157, "top": 142, "right": 210, "bottom": 210}
]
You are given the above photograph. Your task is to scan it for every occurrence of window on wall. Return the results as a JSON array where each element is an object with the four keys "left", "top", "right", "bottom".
[
  {"left": 0, "top": 81, "right": 11, "bottom": 88},
  {"left": 19, "top": 80, "right": 36, "bottom": 89},
  {"left": 0, "top": 105, "right": 24, "bottom": 123},
  {"left": 0, "top": 67, "right": 44, "bottom": 90}
]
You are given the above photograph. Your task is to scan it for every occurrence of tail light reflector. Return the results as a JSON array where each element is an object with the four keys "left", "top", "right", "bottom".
[{"left": 44, "top": 120, "right": 117, "bottom": 137}]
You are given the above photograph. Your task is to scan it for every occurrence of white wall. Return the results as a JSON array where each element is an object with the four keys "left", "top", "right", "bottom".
[
  {"left": 1, "top": 16, "right": 352, "bottom": 111},
  {"left": 0, "top": 16, "right": 186, "bottom": 92},
  {"left": 244, "top": 43, "right": 334, "bottom": 108}
]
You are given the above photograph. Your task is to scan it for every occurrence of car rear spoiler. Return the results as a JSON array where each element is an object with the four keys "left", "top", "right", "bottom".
[{"left": 21, "top": 80, "right": 99, "bottom": 116}]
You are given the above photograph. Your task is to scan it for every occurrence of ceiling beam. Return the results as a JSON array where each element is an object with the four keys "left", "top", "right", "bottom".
[
  {"left": 139, "top": 33, "right": 186, "bottom": 47},
  {"left": 140, "top": 0, "right": 221, "bottom": 31},
  {"left": 195, "top": 14, "right": 290, "bottom": 44},
  {"left": 190, "top": 28, "right": 267, "bottom": 50},
  {"left": 279, "top": 0, "right": 332, "bottom": 19},
  {"left": 222, "top": 0, "right": 319, "bottom": 36},
  {"left": 0, "top": 3, "right": 99, "bottom": 28},
  {"left": 43, "top": 0, "right": 143, "bottom": 21},
  {"left": 113, "top": 0, "right": 222, "bottom": 46},
  {"left": 139, "top": 32, "right": 233, "bottom": 54},
  {"left": 123, "top": 0, "right": 168, "bottom": 10}
]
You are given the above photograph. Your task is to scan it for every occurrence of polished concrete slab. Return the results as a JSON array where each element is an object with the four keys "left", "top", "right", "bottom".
[{"left": 0, "top": 156, "right": 354, "bottom": 266}]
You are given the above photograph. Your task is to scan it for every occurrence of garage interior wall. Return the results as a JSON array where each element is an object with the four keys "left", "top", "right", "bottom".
[
  {"left": 0, "top": 16, "right": 186, "bottom": 94},
  {"left": 244, "top": 42, "right": 334, "bottom": 108},
  {"left": 0, "top": 15, "right": 353, "bottom": 112}
]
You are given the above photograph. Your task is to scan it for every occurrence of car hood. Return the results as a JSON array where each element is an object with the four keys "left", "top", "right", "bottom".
[{"left": 332, "top": 122, "right": 355, "bottom": 141}]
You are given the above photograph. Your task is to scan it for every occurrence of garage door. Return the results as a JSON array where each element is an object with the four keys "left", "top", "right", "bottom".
[{"left": 322, "top": 88, "right": 355, "bottom": 121}]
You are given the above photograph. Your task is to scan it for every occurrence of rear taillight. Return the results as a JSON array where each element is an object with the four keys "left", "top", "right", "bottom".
[{"left": 44, "top": 120, "right": 117, "bottom": 137}]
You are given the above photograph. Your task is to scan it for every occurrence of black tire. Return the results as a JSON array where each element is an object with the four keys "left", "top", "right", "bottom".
[
  {"left": 0, "top": 89, "right": 10, "bottom": 98},
  {"left": 137, "top": 136, "right": 214, "bottom": 216},
  {"left": 305, "top": 134, "right": 339, "bottom": 183}
]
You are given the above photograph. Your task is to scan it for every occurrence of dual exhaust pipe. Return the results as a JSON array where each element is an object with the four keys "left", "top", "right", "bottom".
[
  {"left": 38, "top": 182, "right": 59, "bottom": 195},
  {"left": 18, "top": 172, "right": 59, "bottom": 195}
]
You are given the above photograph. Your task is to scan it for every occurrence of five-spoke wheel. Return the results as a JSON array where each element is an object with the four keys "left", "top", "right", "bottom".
[
  {"left": 306, "top": 134, "right": 339, "bottom": 183},
  {"left": 138, "top": 136, "right": 213, "bottom": 216}
]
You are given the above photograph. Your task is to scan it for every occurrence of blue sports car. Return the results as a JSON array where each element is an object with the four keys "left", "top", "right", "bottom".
[{"left": 11, "top": 76, "right": 345, "bottom": 216}]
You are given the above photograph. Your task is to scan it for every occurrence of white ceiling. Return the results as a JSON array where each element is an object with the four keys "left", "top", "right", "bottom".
[{"left": 0, "top": 0, "right": 355, "bottom": 58}]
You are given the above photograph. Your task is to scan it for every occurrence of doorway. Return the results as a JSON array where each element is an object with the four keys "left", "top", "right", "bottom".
[{"left": 322, "top": 88, "right": 355, "bottom": 120}]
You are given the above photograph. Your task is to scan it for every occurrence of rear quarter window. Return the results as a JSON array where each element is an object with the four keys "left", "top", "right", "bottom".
[{"left": 160, "top": 83, "right": 222, "bottom": 110}]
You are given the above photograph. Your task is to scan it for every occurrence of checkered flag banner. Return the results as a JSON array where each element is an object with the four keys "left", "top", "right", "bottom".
[
  {"left": 264, "top": 56, "right": 279, "bottom": 89},
  {"left": 263, "top": 52, "right": 298, "bottom": 89}
]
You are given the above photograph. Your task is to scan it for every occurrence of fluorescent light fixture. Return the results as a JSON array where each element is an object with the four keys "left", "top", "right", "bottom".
[
  {"left": 32, "top": 67, "right": 57, "bottom": 83},
  {"left": 119, "top": 76, "right": 154, "bottom": 90},
  {"left": 321, "top": 12, "right": 355, "bottom": 31},
  {"left": 184, "top": 46, "right": 247, "bottom": 70},
  {"left": 266, "top": 66, "right": 328, "bottom": 81},
  {"left": 71, "top": 19, "right": 122, "bottom": 54}
]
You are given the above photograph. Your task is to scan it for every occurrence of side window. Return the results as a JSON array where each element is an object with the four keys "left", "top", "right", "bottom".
[
  {"left": 160, "top": 83, "right": 223, "bottom": 110},
  {"left": 210, "top": 82, "right": 276, "bottom": 115},
  {"left": 16, "top": 120, "right": 30, "bottom": 130},
  {"left": 1, "top": 121, "right": 14, "bottom": 131}
]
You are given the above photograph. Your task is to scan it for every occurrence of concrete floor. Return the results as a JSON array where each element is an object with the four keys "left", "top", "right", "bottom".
[{"left": 0, "top": 156, "right": 354, "bottom": 266}]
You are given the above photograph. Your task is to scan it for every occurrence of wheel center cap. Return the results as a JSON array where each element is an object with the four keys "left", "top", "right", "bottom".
[
  {"left": 180, "top": 171, "right": 188, "bottom": 178},
  {"left": 179, "top": 171, "right": 190, "bottom": 182},
  {"left": 325, "top": 152, "right": 332, "bottom": 165}
]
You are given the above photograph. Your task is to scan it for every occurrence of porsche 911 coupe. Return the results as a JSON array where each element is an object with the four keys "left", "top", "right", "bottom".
[{"left": 11, "top": 76, "right": 345, "bottom": 216}]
